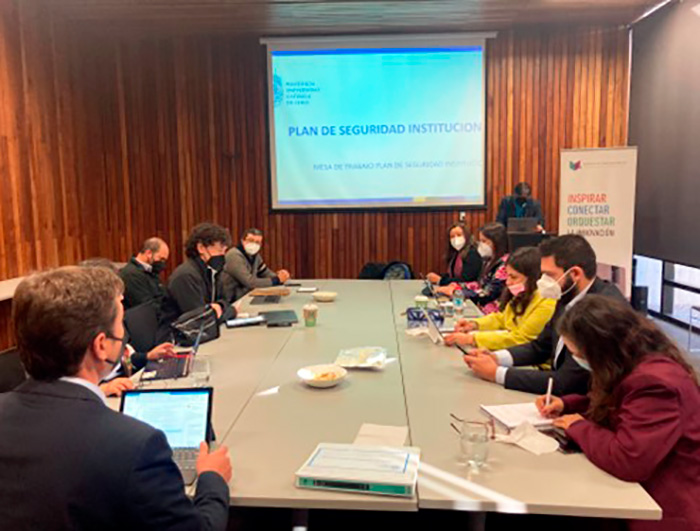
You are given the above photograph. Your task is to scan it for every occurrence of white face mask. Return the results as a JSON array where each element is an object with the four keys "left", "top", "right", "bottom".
[
  {"left": 536, "top": 269, "right": 575, "bottom": 300},
  {"left": 477, "top": 241, "right": 493, "bottom": 259},
  {"left": 244, "top": 242, "right": 261, "bottom": 256},
  {"left": 537, "top": 274, "right": 562, "bottom": 300},
  {"left": 572, "top": 354, "right": 591, "bottom": 371},
  {"left": 450, "top": 236, "right": 466, "bottom": 251}
]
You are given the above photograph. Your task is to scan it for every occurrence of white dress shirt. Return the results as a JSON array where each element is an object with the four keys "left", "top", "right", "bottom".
[
  {"left": 493, "top": 278, "right": 595, "bottom": 386},
  {"left": 59, "top": 376, "right": 108, "bottom": 406}
]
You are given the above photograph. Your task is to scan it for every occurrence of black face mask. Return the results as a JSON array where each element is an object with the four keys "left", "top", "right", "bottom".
[
  {"left": 151, "top": 260, "right": 167, "bottom": 275},
  {"left": 207, "top": 255, "right": 226, "bottom": 273}
]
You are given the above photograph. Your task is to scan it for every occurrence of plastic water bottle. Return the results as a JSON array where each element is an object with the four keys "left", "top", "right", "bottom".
[{"left": 453, "top": 289, "right": 465, "bottom": 316}]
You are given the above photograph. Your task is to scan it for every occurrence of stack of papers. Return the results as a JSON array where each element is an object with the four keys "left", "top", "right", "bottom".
[
  {"left": 480, "top": 402, "right": 553, "bottom": 430},
  {"left": 353, "top": 424, "right": 408, "bottom": 447}
]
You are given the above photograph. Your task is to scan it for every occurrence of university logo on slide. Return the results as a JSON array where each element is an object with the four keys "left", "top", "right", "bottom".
[
  {"left": 569, "top": 160, "right": 583, "bottom": 171},
  {"left": 273, "top": 74, "right": 284, "bottom": 107}
]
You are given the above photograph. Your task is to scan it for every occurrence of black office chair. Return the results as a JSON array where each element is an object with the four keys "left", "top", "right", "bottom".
[
  {"left": 123, "top": 302, "right": 159, "bottom": 353},
  {"left": 0, "top": 347, "right": 27, "bottom": 393}
]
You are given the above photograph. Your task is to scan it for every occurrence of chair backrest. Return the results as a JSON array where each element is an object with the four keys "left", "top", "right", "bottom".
[
  {"left": 358, "top": 262, "right": 387, "bottom": 280},
  {"left": 0, "top": 348, "right": 27, "bottom": 393},
  {"left": 382, "top": 261, "right": 414, "bottom": 280},
  {"left": 123, "top": 302, "right": 159, "bottom": 353}
]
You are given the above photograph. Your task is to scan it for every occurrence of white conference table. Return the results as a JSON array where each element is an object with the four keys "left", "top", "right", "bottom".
[
  {"left": 116, "top": 279, "right": 660, "bottom": 521},
  {"left": 222, "top": 280, "right": 415, "bottom": 511},
  {"left": 390, "top": 281, "right": 661, "bottom": 520},
  {"left": 211, "top": 280, "right": 660, "bottom": 521}
]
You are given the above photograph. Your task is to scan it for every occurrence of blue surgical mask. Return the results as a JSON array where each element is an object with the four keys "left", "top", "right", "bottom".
[{"left": 572, "top": 355, "right": 591, "bottom": 372}]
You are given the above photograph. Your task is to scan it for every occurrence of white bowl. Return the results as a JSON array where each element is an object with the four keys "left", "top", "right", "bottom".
[
  {"left": 313, "top": 291, "right": 338, "bottom": 303},
  {"left": 297, "top": 364, "right": 347, "bottom": 388}
]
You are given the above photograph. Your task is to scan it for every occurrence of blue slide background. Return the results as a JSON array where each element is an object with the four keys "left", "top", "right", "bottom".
[{"left": 271, "top": 47, "right": 484, "bottom": 207}]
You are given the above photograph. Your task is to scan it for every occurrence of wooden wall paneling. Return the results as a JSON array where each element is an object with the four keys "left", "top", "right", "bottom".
[
  {"left": 0, "top": 1, "right": 23, "bottom": 280},
  {"left": 0, "top": 5, "right": 633, "bottom": 349}
]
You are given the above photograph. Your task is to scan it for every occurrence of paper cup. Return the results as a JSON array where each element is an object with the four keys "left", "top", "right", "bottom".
[
  {"left": 414, "top": 295, "right": 429, "bottom": 309},
  {"left": 303, "top": 304, "right": 319, "bottom": 327}
]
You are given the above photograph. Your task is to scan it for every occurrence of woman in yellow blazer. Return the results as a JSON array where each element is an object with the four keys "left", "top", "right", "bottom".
[{"left": 445, "top": 247, "right": 556, "bottom": 350}]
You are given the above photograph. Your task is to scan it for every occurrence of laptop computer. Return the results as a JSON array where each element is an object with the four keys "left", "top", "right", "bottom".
[
  {"left": 425, "top": 310, "right": 472, "bottom": 355},
  {"left": 507, "top": 217, "right": 538, "bottom": 233},
  {"left": 251, "top": 295, "right": 281, "bottom": 305},
  {"left": 419, "top": 274, "right": 437, "bottom": 298},
  {"left": 258, "top": 310, "right": 298, "bottom": 327},
  {"left": 141, "top": 324, "right": 205, "bottom": 382},
  {"left": 120, "top": 387, "right": 213, "bottom": 485}
]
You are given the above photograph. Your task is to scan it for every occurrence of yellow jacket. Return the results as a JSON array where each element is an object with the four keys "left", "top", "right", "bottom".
[{"left": 471, "top": 290, "right": 556, "bottom": 350}]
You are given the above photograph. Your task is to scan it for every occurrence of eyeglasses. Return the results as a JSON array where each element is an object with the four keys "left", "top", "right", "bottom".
[
  {"left": 105, "top": 330, "right": 130, "bottom": 371},
  {"left": 450, "top": 413, "right": 496, "bottom": 440}
]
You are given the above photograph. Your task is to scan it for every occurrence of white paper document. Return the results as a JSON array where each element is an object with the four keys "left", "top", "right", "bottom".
[
  {"left": 308, "top": 446, "right": 409, "bottom": 474},
  {"left": 480, "top": 402, "right": 553, "bottom": 430},
  {"left": 353, "top": 424, "right": 408, "bottom": 447}
]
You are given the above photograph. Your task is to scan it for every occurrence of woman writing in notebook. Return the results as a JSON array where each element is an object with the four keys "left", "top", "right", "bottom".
[
  {"left": 536, "top": 295, "right": 700, "bottom": 531},
  {"left": 444, "top": 247, "right": 555, "bottom": 350}
]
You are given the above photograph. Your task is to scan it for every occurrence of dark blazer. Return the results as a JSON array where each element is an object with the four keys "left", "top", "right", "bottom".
[
  {"left": 119, "top": 257, "right": 166, "bottom": 312},
  {"left": 439, "top": 247, "right": 483, "bottom": 286},
  {"left": 504, "top": 278, "right": 626, "bottom": 395},
  {"left": 496, "top": 196, "right": 545, "bottom": 228},
  {"left": 0, "top": 379, "right": 229, "bottom": 531},
  {"left": 161, "top": 257, "right": 232, "bottom": 326},
  {"left": 564, "top": 356, "right": 700, "bottom": 531}
]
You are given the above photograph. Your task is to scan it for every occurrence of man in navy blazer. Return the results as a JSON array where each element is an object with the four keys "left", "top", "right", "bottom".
[{"left": 0, "top": 266, "right": 232, "bottom": 530}]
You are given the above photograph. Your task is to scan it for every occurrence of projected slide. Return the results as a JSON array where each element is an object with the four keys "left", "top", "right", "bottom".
[{"left": 267, "top": 41, "right": 485, "bottom": 210}]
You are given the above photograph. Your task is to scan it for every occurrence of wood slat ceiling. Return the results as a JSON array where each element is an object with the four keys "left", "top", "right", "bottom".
[{"left": 47, "top": 0, "right": 665, "bottom": 34}]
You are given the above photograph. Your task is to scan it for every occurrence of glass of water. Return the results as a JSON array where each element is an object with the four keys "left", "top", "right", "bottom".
[{"left": 460, "top": 421, "right": 490, "bottom": 469}]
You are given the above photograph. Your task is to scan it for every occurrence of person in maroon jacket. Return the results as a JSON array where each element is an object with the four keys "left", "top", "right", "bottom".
[{"left": 536, "top": 295, "right": 700, "bottom": 531}]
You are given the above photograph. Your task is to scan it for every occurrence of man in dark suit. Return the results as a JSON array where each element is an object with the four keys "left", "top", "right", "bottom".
[
  {"left": 496, "top": 182, "right": 545, "bottom": 230},
  {"left": 0, "top": 266, "right": 232, "bottom": 530},
  {"left": 119, "top": 236, "right": 169, "bottom": 311},
  {"left": 459, "top": 234, "right": 627, "bottom": 396}
]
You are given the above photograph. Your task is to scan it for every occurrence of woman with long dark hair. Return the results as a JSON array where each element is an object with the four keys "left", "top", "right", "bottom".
[
  {"left": 426, "top": 223, "right": 482, "bottom": 286},
  {"left": 445, "top": 247, "right": 555, "bottom": 350},
  {"left": 437, "top": 222, "right": 509, "bottom": 314},
  {"left": 537, "top": 295, "right": 700, "bottom": 531}
]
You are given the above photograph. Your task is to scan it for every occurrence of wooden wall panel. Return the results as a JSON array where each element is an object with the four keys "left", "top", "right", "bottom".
[{"left": 0, "top": 0, "right": 631, "bottom": 349}]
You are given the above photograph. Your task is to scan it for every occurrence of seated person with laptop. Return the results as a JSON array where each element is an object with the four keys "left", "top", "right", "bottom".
[
  {"left": 496, "top": 181, "right": 545, "bottom": 231},
  {"left": 0, "top": 266, "right": 231, "bottom": 530},
  {"left": 223, "top": 228, "right": 291, "bottom": 303}
]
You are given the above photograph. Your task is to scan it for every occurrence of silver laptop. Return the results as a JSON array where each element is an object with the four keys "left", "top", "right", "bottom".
[{"left": 120, "top": 387, "right": 213, "bottom": 485}]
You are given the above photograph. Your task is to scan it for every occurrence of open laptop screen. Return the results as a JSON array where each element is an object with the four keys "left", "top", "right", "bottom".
[{"left": 120, "top": 388, "right": 212, "bottom": 449}]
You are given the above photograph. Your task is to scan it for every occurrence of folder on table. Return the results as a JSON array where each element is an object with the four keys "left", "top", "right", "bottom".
[{"left": 295, "top": 443, "right": 420, "bottom": 498}]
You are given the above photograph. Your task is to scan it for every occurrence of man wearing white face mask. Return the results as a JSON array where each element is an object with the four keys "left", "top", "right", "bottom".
[
  {"left": 222, "top": 228, "right": 291, "bottom": 302},
  {"left": 462, "top": 234, "right": 626, "bottom": 396}
]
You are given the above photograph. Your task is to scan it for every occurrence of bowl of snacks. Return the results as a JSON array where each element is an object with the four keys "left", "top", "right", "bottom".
[
  {"left": 312, "top": 291, "right": 338, "bottom": 303},
  {"left": 297, "top": 364, "right": 347, "bottom": 388}
]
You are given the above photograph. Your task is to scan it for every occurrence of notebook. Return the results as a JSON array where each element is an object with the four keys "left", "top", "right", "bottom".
[{"left": 480, "top": 402, "right": 553, "bottom": 430}]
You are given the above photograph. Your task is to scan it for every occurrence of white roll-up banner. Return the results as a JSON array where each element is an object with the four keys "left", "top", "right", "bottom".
[{"left": 559, "top": 147, "right": 638, "bottom": 297}]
